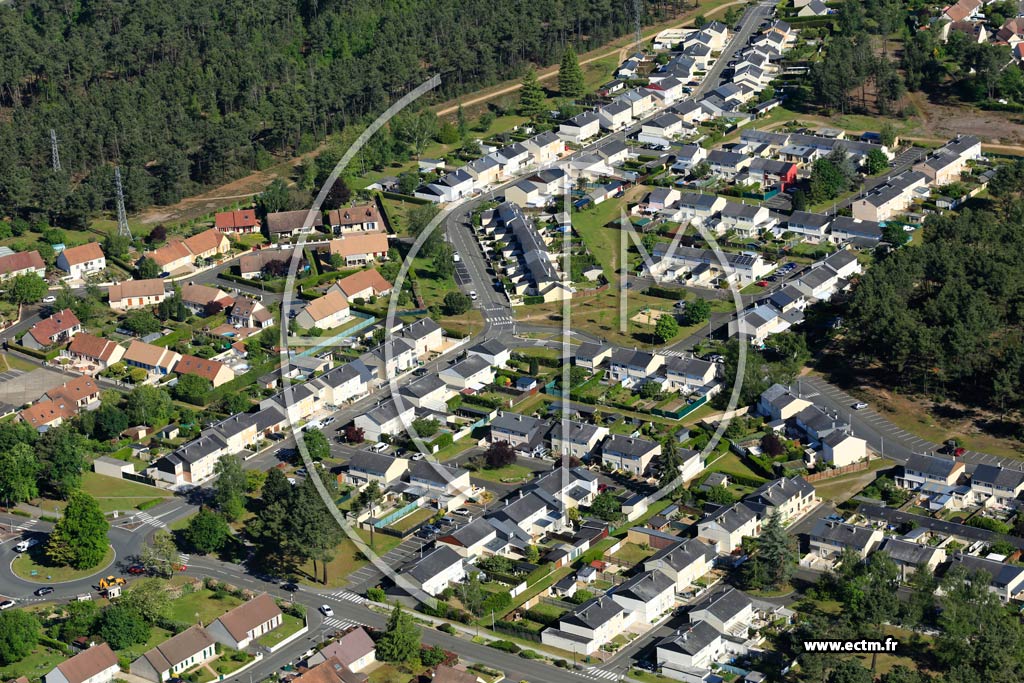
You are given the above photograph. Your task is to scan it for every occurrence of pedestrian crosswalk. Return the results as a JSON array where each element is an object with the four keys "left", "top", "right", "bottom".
[
  {"left": 569, "top": 667, "right": 619, "bottom": 681},
  {"left": 322, "top": 616, "right": 364, "bottom": 631},
  {"left": 328, "top": 589, "right": 367, "bottom": 605},
  {"left": 16, "top": 519, "right": 37, "bottom": 532},
  {"left": 135, "top": 512, "right": 167, "bottom": 529},
  {"left": 178, "top": 553, "right": 191, "bottom": 565},
  {"left": 662, "top": 349, "right": 686, "bottom": 357}
]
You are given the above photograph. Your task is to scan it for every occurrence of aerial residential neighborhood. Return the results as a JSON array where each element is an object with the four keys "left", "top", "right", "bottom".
[{"left": 5, "top": 1, "right": 1024, "bottom": 683}]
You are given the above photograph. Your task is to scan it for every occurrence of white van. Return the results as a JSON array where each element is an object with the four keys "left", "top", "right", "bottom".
[{"left": 14, "top": 538, "right": 38, "bottom": 553}]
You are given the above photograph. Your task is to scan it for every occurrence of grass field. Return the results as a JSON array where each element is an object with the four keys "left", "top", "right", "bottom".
[
  {"left": 470, "top": 462, "right": 534, "bottom": 484},
  {"left": 0, "top": 643, "right": 68, "bottom": 681},
  {"left": 166, "top": 588, "right": 243, "bottom": 624},
  {"left": 80, "top": 471, "right": 172, "bottom": 513},
  {"left": 296, "top": 528, "right": 402, "bottom": 588},
  {"left": 12, "top": 544, "right": 115, "bottom": 583},
  {"left": 258, "top": 612, "right": 305, "bottom": 648},
  {"left": 703, "top": 450, "right": 767, "bottom": 482},
  {"left": 389, "top": 506, "right": 435, "bottom": 533},
  {"left": 613, "top": 542, "right": 656, "bottom": 566}
]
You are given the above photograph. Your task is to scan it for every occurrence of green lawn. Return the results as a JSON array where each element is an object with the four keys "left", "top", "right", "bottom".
[
  {"left": 471, "top": 463, "right": 534, "bottom": 484},
  {"left": 389, "top": 506, "right": 435, "bottom": 533},
  {"left": 116, "top": 626, "right": 174, "bottom": 663},
  {"left": 433, "top": 436, "right": 476, "bottom": 462},
  {"left": 258, "top": 612, "right": 306, "bottom": 648},
  {"left": 80, "top": 471, "right": 172, "bottom": 513},
  {"left": 0, "top": 643, "right": 68, "bottom": 682},
  {"left": 166, "top": 589, "right": 243, "bottom": 624},
  {"left": 612, "top": 542, "right": 655, "bottom": 566},
  {"left": 704, "top": 451, "right": 767, "bottom": 483},
  {"left": 12, "top": 544, "right": 115, "bottom": 583},
  {"left": 296, "top": 528, "right": 402, "bottom": 588}
]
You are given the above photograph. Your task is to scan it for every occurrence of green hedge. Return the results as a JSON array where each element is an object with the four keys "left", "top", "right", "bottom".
[
  {"left": 523, "top": 295, "right": 545, "bottom": 305},
  {"left": 380, "top": 191, "right": 432, "bottom": 205},
  {"left": 136, "top": 499, "right": 163, "bottom": 511},
  {"left": 644, "top": 285, "right": 686, "bottom": 300},
  {"left": 8, "top": 342, "right": 61, "bottom": 361},
  {"left": 217, "top": 271, "right": 287, "bottom": 293}
]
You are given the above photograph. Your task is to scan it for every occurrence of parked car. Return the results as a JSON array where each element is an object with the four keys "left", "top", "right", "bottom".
[
  {"left": 453, "top": 508, "right": 471, "bottom": 516},
  {"left": 319, "top": 604, "right": 334, "bottom": 617},
  {"left": 127, "top": 565, "right": 146, "bottom": 575},
  {"left": 13, "top": 538, "right": 38, "bottom": 553},
  {"left": 42, "top": 295, "right": 56, "bottom": 304},
  {"left": 281, "top": 582, "right": 299, "bottom": 592},
  {"left": 0, "top": 600, "right": 15, "bottom": 610},
  {"left": 852, "top": 402, "right": 869, "bottom": 410}
]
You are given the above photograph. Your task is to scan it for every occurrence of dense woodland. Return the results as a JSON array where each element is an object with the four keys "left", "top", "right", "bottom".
[
  {"left": 845, "top": 185, "right": 1024, "bottom": 416},
  {"left": 0, "top": 0, "right": 695, "bottom": 220}
]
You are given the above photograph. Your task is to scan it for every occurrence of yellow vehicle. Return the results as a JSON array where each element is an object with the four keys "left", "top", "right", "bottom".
[{"left": 98, "top": 576, "right": 126, "bottom": 589}]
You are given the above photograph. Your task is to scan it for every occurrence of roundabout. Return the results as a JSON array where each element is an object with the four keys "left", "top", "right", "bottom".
[{"left": 10, "top": 544, "right": 116, "bottom": 584}]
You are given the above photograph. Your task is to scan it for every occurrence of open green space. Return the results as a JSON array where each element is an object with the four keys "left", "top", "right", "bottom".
[
  {"left": 389, "top": 506, "right": 435, "bottom": 533},
  {"left": 470, "top": 462, "right": 534, "bottom": 484},
  {"left": 0, "top": 644, "right": 68, "bottom": 682},
  {"left": 613, "top": 542, "right": 656, "bottom": 566},
  {"left": 115, "top": 626, "right": 175, "bottom": 663},
  {"left": 80, "top": 471, "right": 172, "bottom": 513},
  {"left": 166, "top": 588, "right": 243, "bottom": 624},
  {"left": 12, "top": 544, "right": 115, "bottom": 583},
  {"left": 703, "top": 450, "right": 767, "bottom": 483}
]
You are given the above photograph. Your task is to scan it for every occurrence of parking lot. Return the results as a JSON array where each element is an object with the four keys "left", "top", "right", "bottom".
[{"left": 0, "top": 367, "right": 71, "bottom": 408}]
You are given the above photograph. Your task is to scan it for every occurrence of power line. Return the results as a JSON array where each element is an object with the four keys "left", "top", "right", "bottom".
[
  {"left": 114, "top": 166, "right": 132, "bottom": 240},
  {"left": 50, "top": 129, "right": 61, "bottom": 172}
]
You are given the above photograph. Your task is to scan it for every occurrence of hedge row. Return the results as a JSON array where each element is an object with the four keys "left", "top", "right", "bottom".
[
  {"left": 644, "top": 285, "right": 686, "bottom": 300},
  {"left": 8, "top": 342, "right": 60, "bottom": 361},
  {"left": 217, "top": 271, "right": 288, "bottom": 293}
]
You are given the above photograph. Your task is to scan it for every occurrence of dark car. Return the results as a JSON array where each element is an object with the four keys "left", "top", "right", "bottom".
[
  {"left": 281, "top": 582, "right": 299, "bottom": 592},
  {"left": 34, "top": 586, "right": 54, "bottom": 596},
  {"left": 413, "top": 367, "right": 428, "bottom": 377}
]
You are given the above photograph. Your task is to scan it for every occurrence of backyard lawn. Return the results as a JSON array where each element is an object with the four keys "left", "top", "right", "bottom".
[
  {"left": 0, "top": 643, "right": 68, "bottom": 681},
  {"left": 116, "top": 626, "right": 175, "bottom": 663},
  {"left": 80, "top": 471, "right": 172, "bottom": 513},
  {"left": 389, "top": 507, "right": 435, "bottom": 533},
  {"left": 470, "top": 462, "right": 534, "bottom": 484},
  {"left": 703, "top": 450, "right": 767, "bottom": 483},
  {"left": 613, "top": 542, "right": 656, "bottom": 566}
]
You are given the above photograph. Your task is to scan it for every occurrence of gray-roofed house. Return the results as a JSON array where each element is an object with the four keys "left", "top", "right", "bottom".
[
  {"left": 947, "top": 552, "right": 1024, "bottom": 601},
  {"left": 656, "top": 620, "right": 725, "bottom": 673},
  {"left": 611, "top": 570, "right": 676, "bottom": 621},
  {"left": 808, "top": 519, "right": 883, "bottom": 560},
  {"left": 346, "top": 451, "right": 408, "bottom": 488},
  {"left": 437, "top": 518, "right": 499, "bottom": 559},
  {"left": 608, "top": 348, "right": 665, "bottom": 385},
  {"left": 405, "top": 460, "right": 471, "bottom": 499},
  {"left": 644, "top": 538, "right": 717, "bottom": 591},
  {"left": 439, "top": 355, "right": 494, "bottom": 390},
  {"left": 542, "top": 596, "right": 630, "bottom": 654},
  {"left": 878, "top": 538, "right": 946, "bottom": 577},
  {"left": 467, "top": 339, "right": 511, "bottom": 367},
  {"left": 398, "top": 374, "right": 451, "bottom": 411},
  {"left": 549, "top": 420, "right": 609, "bottom": 459},
  {"left": 601, "top": 434, "right": 662, "bottom": 476},
  {"left": 489, "top": 411, "right": 550, "bottom": 455},
  {"left": 688, "top": 587, "right": 754, "bottom": 637},
  {"left": 400, "top": 545, "right": 465, "bottom": 596},
  {"left": 970, "top": 464, "right": 1024, "bottom": 506},
  {"left": 744, "top": 477, "right": 816, "bottom": 523},
  {"left": 698, "top": 502, "right": 761, "bottom": 553},
  {"left": 353, "top": 399, "right": 415, "bottom": 442},
  {"left": 663, "top": 355, "right": 717, "bottom": 394},
  {"left": 575, "top": 342, "right": 613, "bottom": 370},
  {"left": 898, "top": 454, "right": 965, "bottom": 490},
  {"left": 130, "top": 625, "right": 217, "bottom": 683}
]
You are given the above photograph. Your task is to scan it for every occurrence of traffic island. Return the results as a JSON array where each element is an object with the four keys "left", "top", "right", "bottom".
[{"left": 11, "top": 544, "right": 115, "bottom": 583}]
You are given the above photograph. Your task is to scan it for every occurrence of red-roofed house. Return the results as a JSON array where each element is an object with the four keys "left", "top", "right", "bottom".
[
  {"left": 145, "top": 240, "right": 194, "bottom": 273},
  {"left": 43, "top": 375, "right": 102, "bottom": 410},
  {"left": 20, "top": 399, "right": 76, "bottom": 432},
  {"left": 65, "top": 333, "right": 126, "bottom": 372},
  {"left": 215, "top": 210, "right": 261, "bottom": 234},
  {"left": 0, "top": 250, "right": 46, "bottom": 280},
  {"left": 329, "top": 269, "right": 393, "bottom": 301},
  {"left": 326, "top": 203, "right": 387, "bottom": 235},
  {"left": 173, "top": 355, "right": 235, "bottom": 387},
  {"left": 943, "top": 0, "right": 981, "bottom": 23},
  {"left": 183, "top": 229, "right": 230, "bottom": 261},
  {"left": 294, "top": 290, "right": 351, "bottom": 331},
  {"left": 56, "top": 243, "right": 106, "bottom": 279},
  {"left": 23, "top": 309, "right": 82, "bottom": 350}
]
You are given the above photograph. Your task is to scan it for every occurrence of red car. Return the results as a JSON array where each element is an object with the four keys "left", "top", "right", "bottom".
[
  {"left": 756, "top": 280, "right": 769, "bottom": 287},
  {"left": 126, "top": 565, "right": 146, "bottom": 575}
]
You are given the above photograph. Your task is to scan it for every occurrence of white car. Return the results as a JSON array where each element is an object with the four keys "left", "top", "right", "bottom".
[
  {"left": 42, "top": 295, "right": 56, "bottom": 304},
  {"left": 853, "top": 402, "right": 869, "bottom": 410},
  {"left": 319, "top": 604, "right": 334, "bottom": 617},
  {"left": 469, "top": 290, "right": 478, "bottom": 300},
  {"left": 14, "top": 538, "right": 38, "bottom": 553},
  {"left": 0, "top": 600, "right": 15, "bottom": 610}
]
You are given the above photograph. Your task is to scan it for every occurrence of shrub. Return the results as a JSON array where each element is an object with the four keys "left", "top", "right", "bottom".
[
  {"left": 487, "top": 640, "right": 521, "bottom": 653},
  {"left": 519, "top": 649, "right": 542, "bottom": 659},
  {"left": 438, "top": 623, "right": 457, "bottom": 635},
  {"left": 366, "top": 586, "right": 387, "bottom": 603}
]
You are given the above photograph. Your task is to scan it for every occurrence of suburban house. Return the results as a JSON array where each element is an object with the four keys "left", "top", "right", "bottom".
[
  {"left": 947, "top": 553, "right": 1024, "bottom": 601},
  {"left": 345, "top": 452, "right": 409, "bottom": 489},
  {"left": 0, "top": 250, "right": 46, "bottom": 280},
  {"left": 151, "top": 432, "right": 228, "bottom": 485},
  {"left": 558, "top": 111, "right": 601, "bottom": 143},
  {"left": 108, "top": 279, "right": 168, "bottom": 311},
  {"left": 174, "top": 354, "right": 235, "bottom": 387},
  {"left": 549, "top": 420, "right": 609, "bottom": 459},
  {"left": 332, "top": 269, "right": 392, "bottom": 301},
  {"left": 523, "top": 130, "right": 564, "bottom": 164},
  {"left": 820, "top": 431, "right": 867, "bottom": 468},
  {"left": 897, "top": 453, "right": 965, "bottom": 490},
  {"left": 467, "top": 339, "right": 511, "bottom": 368},
  {"left": 656, "top": 621, "right": 725, "bottom": 674},
  {"left": 238, "top": 248, "right": 302, "bottom": 279},
  {"left": 489, "top": 411, "right": 550, "bottom": 455},
  {"left": 644, "top": 537, "right": 717, "bottom": 591},
  {"left": 611, "top": 569, "right": 676, "bottom": 622},
  {"left": 398, "top": 374, "right": 451, "bottom": 412},
  {"left": 306, "top": 627, "right": 376, "bottom": 672},
  {"left": 662, "top": 355, "right": 717, "bottom": 394},
  {"left": 215, "top": 209, "right": 261, "bottom": 234},
  {"left": 227, "top": 297, "right": 274, "bottom": 329},
  {"left": 717, "top": 202, "right": 774, "bottom": 238},
  {"left": 354, "top": 399, "right": 415, "bottom": 442},
  {"left": 206, "top": 594, "right": 283, "bottom": 650},
  {"left": 697, "top": 502, "right": 761, "bottom": 553},
  {"left": 851, "top": 171, "right": 927, "bottom": 222},
  {"left": 970, "top": 464, "right": 1024, "bottom": 507},
  {"left": 744, "top": 477, "right": 816, "bottom": 523},
  {"left": 688, "top": 588, "right": 754, "bottom": 637},
  {"left": 42, "top": 375, "right": 102, "bottom": 411},
  {"left": 406, "top": 460, "right": 473, "bottom": 502},
  {"left": 324, "top": 233, "right": 390, "bottom": 266},
  {"left": 878, "top": 538, "right": 946, "bottom": 577},
  {"left": 42, "top": 644, "right": 120, "bottom": 683},
  {"left": 65, "top": 333, "right": 126, "bottom": 371},
  {"left": 598, "top": 100, "right": 634, "bottom": 131},
  {"left": 360, "top": 337, "right": 418, "bottom": 383},
  {"left": 575, "top": 342, "right": 613, "bottom": 370},
  {"left": 601, "top": 435, "right": 661, "bottom": 476},
  {"left": 808, "top": 519, "right": 884, "bottom": 560},
  {"left": 327, "top": 203, "right": 386, "bottom": 235},
  {"left": 180, "top": 284, "right": 234, "bottom": 316},
  {"left": 784, "top": 211, "right": 832, "bottom": 243},
  {"left": 313, "top": 359, "right": 373, "bottom": 406},
  {"left": 130, "top": 625, "right": 217, "bottom": 683},
  {"left": 607, "top": 348, "right": 664, "bottom": 385},
  {"left": 123, "top": 340, "right": 182, "bottom": 376},
  {"left": 183, "top": 228, "right": 231, "bottom": 261},
  {"left": 400, "top": 545, "right": 465, "bottom": 596},
  {"left": 265, "top": 210, "right": 323, "bottom": 238},
  {"left": 400, "top": 318, "right": 444, "bottom": 358},
  {"left": 439, "top": 355, "right": 494, "bottom": 390},
  {"left": 829, "top": 216, "right": 883, "bottom": 245},
  {"left": 56, "top": 243, "right": 106, "bottom": 279},
  {"left": 542, "top": 596, "right": 630, "bottom": 654},
  {"left": 707, "top": 150, "right": 752, "bottom": 179},
  {"left": 295, "top": 290, "right": 351, "bottom": 330},
  {"left": 23, "top": 309, "right": 82, "bottom": 349},
  {"left": 672, "top": 193, "right": 728, "bottom": 221}
]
